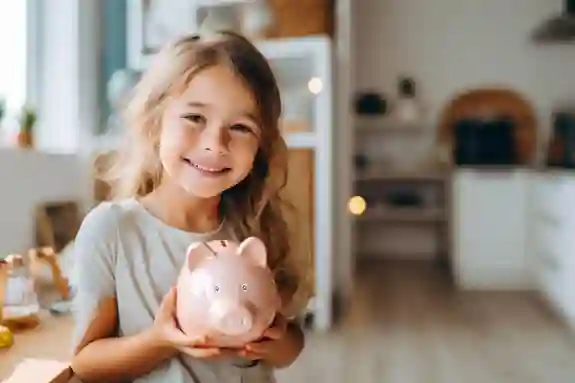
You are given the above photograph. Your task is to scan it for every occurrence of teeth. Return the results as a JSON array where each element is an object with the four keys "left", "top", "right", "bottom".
[{"left": 192, "top": 163, "right": 224, "bottom": 173}]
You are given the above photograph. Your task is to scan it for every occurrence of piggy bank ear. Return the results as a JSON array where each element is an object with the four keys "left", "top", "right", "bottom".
[
  {"left": 238, "top": 236, "right": 267, "bottom": 267},
  {"left": 186, "top": 242, "right": 213, "bottom": 270}
]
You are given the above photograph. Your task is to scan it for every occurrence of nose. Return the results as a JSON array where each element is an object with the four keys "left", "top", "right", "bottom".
[
  {"left": 200, "top": 123, "right": 229, "bottom": 155},
  {"left": 211, "top": 301, "right": 254, "bottom": 336}
]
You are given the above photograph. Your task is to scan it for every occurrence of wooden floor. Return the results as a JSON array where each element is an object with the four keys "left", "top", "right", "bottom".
[{"left": 276, "top": 260, "right": 575, "bottom": 383}]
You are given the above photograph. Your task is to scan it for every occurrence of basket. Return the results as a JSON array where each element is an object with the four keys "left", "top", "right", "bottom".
[{"left": 267, "top": 0, "right": 334, "bottom": 38}]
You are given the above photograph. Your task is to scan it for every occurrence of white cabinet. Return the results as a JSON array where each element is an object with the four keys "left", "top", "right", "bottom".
[
  {"left": 452, "top": 169, "right": 575, "bottom": 329},
  {"left": 452, "top": 169, "right": 532, "bottom": 290},
  {"left": 531, "top": 172, "right": 575, "bottom": 330}
]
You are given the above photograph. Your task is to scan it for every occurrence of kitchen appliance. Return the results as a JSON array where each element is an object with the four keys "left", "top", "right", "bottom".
[
  {"left": 453, "top": 117, "right": 518, "bottom": 166},
  {"left": 532, "top": 0, "right": 575, "bottom": 43},
  {"left": 546, "top": 109, "right": 575, "bottom": 168}
]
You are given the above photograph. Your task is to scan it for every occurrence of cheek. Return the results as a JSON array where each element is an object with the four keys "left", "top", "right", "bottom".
[
  {"left": 159, "top": 119, "right": 197, "bottom": 162},
  {"left": 229, "top": 137, "right": 259, "bottom": 168},
  {"left": 161, "top": 116, "right": 195, "bottom": 146}
]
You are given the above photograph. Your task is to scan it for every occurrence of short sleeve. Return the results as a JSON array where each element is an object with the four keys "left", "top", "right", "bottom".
[{"left": 71, "top": 202, "right": 120, "bottom": 349}]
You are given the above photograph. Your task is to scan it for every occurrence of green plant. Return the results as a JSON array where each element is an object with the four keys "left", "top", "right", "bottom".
[{"left": 19, "top": 106, "right": 36, "bottom": 134}]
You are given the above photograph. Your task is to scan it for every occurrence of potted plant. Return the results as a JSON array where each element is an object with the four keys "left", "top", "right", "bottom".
[{"left": 17, "top": 106, "right": 36, "bottom": 148}]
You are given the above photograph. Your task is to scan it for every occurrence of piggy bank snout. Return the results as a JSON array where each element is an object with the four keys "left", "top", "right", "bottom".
[{"left": 211, "top": 301, "right": 254, "bottom": 336}]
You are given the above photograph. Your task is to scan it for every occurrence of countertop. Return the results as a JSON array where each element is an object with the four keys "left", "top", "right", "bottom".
[{"left": 0, "top": 310, "right": 73, "bottom": 379}]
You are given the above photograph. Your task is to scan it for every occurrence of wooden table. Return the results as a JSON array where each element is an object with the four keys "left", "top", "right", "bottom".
[{"left": 0, "top": 311, "right": 73, "bottom": 379}]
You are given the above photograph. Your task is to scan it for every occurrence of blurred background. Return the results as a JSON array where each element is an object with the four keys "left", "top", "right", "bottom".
[{"left": 1, "top": 0, "right": 575, "bottom": 382}]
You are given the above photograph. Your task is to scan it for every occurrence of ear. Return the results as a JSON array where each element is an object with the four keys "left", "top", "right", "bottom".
[
  {"left": 186, "top": 242, "right": 213, "bottom": 271},
  {"left": 238, "top": 237, "right": 267, "bottom": 267}
]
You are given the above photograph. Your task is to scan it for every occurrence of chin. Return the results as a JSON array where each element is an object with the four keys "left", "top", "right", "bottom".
[
  {"left": 181, "top": 185, "right": 226, "bottom": 199},
  {"left": 177, "top": 175, "right": 245, "bottom": 199}
]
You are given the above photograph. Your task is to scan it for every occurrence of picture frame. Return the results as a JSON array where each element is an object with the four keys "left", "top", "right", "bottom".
[{"left": 35, "top": 201, "right": 82, "bottom": 253}]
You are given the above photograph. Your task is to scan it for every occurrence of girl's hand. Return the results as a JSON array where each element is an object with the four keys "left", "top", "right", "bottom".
[
  {"left": 238, "top": 314, "right": 289, "bottom": 361},
  {"left": 151, "top": 286, "right": 222, "bottom": 359}
]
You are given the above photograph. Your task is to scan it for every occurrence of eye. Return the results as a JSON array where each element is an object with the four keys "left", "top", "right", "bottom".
[
  {"left": 230, "top": 124, "right": 253, "bottom": 134},
  {"left": 182, "top": 113, "right": 205, "bottom": 124},
  {"left": 214, "top": 285, "right": 220, "bottom": 293},
  {"left": 241, "top": 284, "right": 248, "bottom": 291}
]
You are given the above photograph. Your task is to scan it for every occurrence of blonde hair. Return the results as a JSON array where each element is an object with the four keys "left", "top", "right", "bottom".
[{"left": 99, "top": 31, "right": 312, "bottom": 317}]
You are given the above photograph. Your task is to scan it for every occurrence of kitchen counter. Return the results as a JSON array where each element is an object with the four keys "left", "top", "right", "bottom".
[{"left": 0, "top": 311, "right": 73, "bottom": 379}]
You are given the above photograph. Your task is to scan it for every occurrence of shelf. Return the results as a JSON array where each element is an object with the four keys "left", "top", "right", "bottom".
[
  {"left": 356, "top": 169, "right": 448, "bottom": 182},
  {"left": 355, "top": 163, "right": 449, "bottom": 182},
  {"left": 356, "top": 207, "right": 447, "bottom": 223},
  {"left": 256, "top": 36, "right": 331, "bottom": 62},
  {"left": 258, "top": 36, "right": 331, "bottom": 92},
  {"left": 355, "top": 115, "right": 428, "bottom": 133},
  {"left": 196, "top": 0, "right": 250, "bottom": 7}
]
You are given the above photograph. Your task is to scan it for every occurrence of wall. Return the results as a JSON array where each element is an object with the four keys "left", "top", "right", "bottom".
[
  {"left": 354, "top": 0, "right": 575, "bottom": 259},
  {"left": 0, "top": 150, "right": 84, "bottom": 256},
  {"left": 356, "top": 0, "right": 575, "bottom": 126},
  {"left": 0, "top": 1, "right": 104, "bottom": 257}
]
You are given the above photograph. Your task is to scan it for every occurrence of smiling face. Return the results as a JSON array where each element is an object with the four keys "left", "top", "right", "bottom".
[{"left": 158, "top": 65, "right": 261, "bottom": 198}]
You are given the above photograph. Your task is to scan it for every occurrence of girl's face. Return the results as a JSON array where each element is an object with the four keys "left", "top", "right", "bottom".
[{"left": 158, "top": 65, "right": 261, "bottom": 198}]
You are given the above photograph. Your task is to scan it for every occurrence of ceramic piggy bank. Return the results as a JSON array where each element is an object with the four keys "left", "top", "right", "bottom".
[{"left": 176, "top": 237, "right": 281, "bottom": 348}]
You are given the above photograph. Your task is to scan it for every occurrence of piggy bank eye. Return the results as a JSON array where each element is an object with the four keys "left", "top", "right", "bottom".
[
  {"left": 214, "top": 285, "right": 220, "bottom": 293},
  {"left": 241, "top": 284, "right": 248, "bottom": 291}
]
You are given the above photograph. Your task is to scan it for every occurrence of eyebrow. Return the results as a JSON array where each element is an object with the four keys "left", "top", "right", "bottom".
[{"left": 186, "top": 101, "right": 260, "bottom": 124}]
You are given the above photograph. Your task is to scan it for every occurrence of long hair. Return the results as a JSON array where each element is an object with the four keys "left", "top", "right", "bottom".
[{"left": 98, "top": 31, "right": 312, "bottom": 317}]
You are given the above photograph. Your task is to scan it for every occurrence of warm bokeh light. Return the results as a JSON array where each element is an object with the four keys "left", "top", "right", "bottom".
[{"left": 348, "top": 195, "right": 367, "bottom": 215}]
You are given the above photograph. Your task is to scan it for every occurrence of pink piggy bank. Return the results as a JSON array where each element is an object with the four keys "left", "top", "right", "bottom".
[{"left": 175, "top": 237, "right": 282, "bottom": 348}]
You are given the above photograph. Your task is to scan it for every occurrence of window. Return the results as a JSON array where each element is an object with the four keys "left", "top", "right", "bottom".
[{"left": 0, "top": 1, "right": 27, "bottom": 112}]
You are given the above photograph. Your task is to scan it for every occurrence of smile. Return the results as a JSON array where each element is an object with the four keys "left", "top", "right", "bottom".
[{"left": 183, "top": 158, "right": 231, "bottom": 175}]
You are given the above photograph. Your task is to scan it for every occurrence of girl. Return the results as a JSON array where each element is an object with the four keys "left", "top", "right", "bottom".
[{"left": 70, "top": 31, "right": 312, "bottom": 383}]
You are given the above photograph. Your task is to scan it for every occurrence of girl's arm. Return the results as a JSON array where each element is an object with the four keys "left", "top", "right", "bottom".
[
  {"left": 263, "top": 320, "right": 305, "bottom": 369},
  {"left": 70, "top": 204, "right": 177, "bottom": 382},
  {"left": 71, "top": 297, "right": 177, "bottom": 383},
  {"left": 240, "top": 287, "right": 306, "bottom": 369},
  {"left": 267, "top": 288, "right": 306, "bottom": 368},
  {"left": 70, "top": 204, "right": 219, "bottom": 382}
]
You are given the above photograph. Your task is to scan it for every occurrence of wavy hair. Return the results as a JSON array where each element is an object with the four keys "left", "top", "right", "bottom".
[{"left": 98, "top": 31, "right": 312, "bottom": 317}]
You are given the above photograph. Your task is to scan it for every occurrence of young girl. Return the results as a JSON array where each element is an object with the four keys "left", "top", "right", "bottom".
[{"left": 70, "top": 31, "right": 312, "bottom": 382}]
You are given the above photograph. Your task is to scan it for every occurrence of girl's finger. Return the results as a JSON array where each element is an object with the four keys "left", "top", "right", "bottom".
[
  {"left": 262, "top": 317, "right": 287, "bottom": 340},
  {"left": 158, "top": 287, "right": 177, "bottom": 317},
  {"left": 168, "top": 330, "right": 207, "bottom": 347},
  {"left": 179, "top": 346, "right": 221, "bottom": 358},
  {"left": 245, "top": 340, "right": 271, "bottom": 354}
]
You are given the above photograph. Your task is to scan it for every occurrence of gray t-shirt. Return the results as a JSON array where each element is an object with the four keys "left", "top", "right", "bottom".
[{"left": 71, "top": 198, "right": 275, "bottom": 383}]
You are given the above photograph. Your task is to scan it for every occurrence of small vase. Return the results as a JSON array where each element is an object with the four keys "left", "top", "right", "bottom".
[{"left": 16, "top": 131, "right": 33, "bottom": 148}]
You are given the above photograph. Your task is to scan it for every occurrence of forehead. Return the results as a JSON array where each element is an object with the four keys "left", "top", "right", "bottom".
[{"left": 177, "top": 65, "right": 257, "bottom": 117}]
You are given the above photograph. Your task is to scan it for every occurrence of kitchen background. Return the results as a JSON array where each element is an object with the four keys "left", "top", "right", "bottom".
[{"left": 1, "top": 0, "right": 575, "bottom": 381}]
